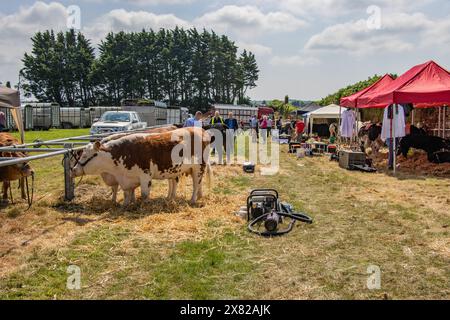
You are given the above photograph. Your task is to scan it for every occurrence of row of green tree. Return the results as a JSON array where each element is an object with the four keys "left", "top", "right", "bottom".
[
  {"left": 20, "top": 27, "right": 259, "bottom": 112},
  {"left": 317, "top": 74, "right": 397, "bottom": 106}
]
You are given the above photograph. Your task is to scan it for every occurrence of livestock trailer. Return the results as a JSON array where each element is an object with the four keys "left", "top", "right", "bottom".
[
  {"left": 59, "top": 106, "right": 122, "bottom": 128},
  {"left": 60, "top": 107, "right": 91, "bottom": 128},
  {"left": 211, "top": 104, "right": 258, "bottom": 124},
  {"left": 22, "top": 102, "right": 60, "bottom": 130},
  {"left": 88, "top": 107, "right": 122, "bottom": 125},
  {"left": 122, "top": 101, "right": 168, "bottom": 127},
  {"left": 167, "top": 107, "right": 189, "bottom": 125},
  {"left": 211, "top": 104, "right": 275, "bottom": 128}
]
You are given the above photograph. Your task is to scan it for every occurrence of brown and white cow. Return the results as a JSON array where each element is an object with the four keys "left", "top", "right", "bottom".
[
  {"left": 0, "top": 133, "right": 34, "bottom": 204},
  {"left": 71, "top": 125, "right": 179, "bottom": 204},
  {"left": 72, "top": 127, "right": 211, "bottom": 205}
]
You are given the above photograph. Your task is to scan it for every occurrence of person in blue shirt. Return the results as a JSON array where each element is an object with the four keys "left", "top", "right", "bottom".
[
  {"left": 225, "top": 112, "right": 238, "bottom": 131},
  {"left": 250, "top": 115, "right": 258, "bottom": 142},
  {"left": 184, "top": 111, "right": 203, "bottom": 127}
]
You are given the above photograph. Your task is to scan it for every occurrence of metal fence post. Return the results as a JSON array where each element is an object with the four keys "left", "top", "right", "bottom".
[{"left": 63, "top": 143, "right": 75, "bottom": 201}]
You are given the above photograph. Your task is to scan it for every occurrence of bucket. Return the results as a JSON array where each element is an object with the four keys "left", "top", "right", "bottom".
[{"left": 297, "top": 148, "right": 306, "bottom": 159}]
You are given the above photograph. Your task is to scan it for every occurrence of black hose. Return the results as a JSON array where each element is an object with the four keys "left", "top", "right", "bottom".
[
  {"left": 282, "top": 212, "right": 313, "bottom": 224},
  {"left": 248, "top": 211, "right": 313, "bottom": 237}
]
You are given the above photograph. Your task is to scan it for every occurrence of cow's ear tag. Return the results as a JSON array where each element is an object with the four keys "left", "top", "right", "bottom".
[{"left": 94, "top": 141, "right": 101, "bottom": 151}]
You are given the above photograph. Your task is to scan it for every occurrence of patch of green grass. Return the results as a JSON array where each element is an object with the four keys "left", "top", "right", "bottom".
[
  {"left": 0, "top": 226, "right": 131, "bottom": 300},
  {"left": 10, "top": 128, "right": 90, "bottom": 143},
  {"left": 230, "top": 176, "right": 251, "bottom": 188},
  {"left": 212, "top": 186, "right": 235, "bottom": 195},
  {"left": 139, "top": 232, "right": 255, "bottom": 299}
]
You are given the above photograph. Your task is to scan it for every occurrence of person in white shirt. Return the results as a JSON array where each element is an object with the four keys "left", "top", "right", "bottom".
[{"left": 381, "top": 105, "right": 406, "bottom": 170}]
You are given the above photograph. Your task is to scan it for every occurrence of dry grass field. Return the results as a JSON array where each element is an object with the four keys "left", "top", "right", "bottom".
[{"left": 0, "top": 129, "right": 449, "bottom": 299}]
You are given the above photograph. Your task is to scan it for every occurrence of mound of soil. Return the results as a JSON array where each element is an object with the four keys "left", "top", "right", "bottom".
[{"left": 371, "top": 150, "right": 450, "bottom": 177}]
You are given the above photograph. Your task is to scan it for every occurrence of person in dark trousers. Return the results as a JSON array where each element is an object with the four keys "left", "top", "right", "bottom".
[
  {"left": 224, "top": 112, "right": 238, "bottom": 131},
  {"left": 267, "top": 117, "right": 273, "bottom": 137},
  {"left": 224, "top": 112, "right": 238, "bottom": 163},
  {"left": 210, "top": 111, "right": 225, "bottom": 160},
  {"left": 250, "top": 115, "right": 258, "bottom": 143},
  {"left": 276, "top": 116, "right": 283, "bottom": 134}
]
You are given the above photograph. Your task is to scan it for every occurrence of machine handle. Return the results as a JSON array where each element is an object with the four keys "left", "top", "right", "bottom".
[{"left": 249, "top": 189, "right": 279, "bottom": 198}]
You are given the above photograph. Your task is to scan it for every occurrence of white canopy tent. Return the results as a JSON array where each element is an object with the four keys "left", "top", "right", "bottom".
[
  {"left": 305, "top": 104, "right": 347, "bottom": 136},
  {"left": 0, "top": 86, "right": 24, "bottom": 143}
]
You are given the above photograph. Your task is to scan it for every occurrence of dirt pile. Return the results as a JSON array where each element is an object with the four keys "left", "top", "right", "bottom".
[{"left": 371, "top": 150, "right": 450, "bottom": 176}]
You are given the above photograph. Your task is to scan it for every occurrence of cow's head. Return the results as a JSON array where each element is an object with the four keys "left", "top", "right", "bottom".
[
  {"left": 8, "top": 162, "right": 34, "bottom": 180},
  {"left": 0, "top": 154, "right": 34, "bottom": 181},
  {"left": 72, "top": 141, "right": 103, "bottom": 177},
  {"left": 69, "top": 149, "right": 84, "bottom": 170},
  {"left": 20, "top": 162, "right": 34, "bottom": 178}
]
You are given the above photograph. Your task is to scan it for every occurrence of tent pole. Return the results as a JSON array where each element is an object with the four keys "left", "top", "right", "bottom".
[
  {"left": 354, "top": 109, "right": 356, "bottom": 145},
  {"left": 438, "top": 107, "right": 441, "bottom": 138},
  {"left": 389, "top": 107, "right": 392, "bottom": 171},
  {"left": 442, "top": 106, "right": 446, "bottom": 138},
  {"left": 445, "top": 106, "right": 447, "bottom": 139},
  {"left": 393, "top": 104, "right": 397, "bottom": 175},
  {"left": 355, "top": 108, "right": 360, "bottom": 146},
  {"left": 338, "top": 105, "right": 342, "bottom": 144}
]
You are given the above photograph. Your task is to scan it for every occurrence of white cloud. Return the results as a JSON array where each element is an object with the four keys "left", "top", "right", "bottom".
[
  {"left": 82, "top": 0, "right": 197, "bottom": 5},
  {"left": 423, "top": 15, "right": 450, "bottom": 48},
  {"left": 270, "top": 54, "right": 320, "bottom": 67},
  {"left": 304, "top": 12, "right": 446, "bottom": 55},
  {"left": 126, "top": 0, "right": 196, "bottom": 4},
  {"left": 236, "top": 42, "right": 273, "bottom": 56},
  {"left": 84, "top": 9, "right": 190, "bottom": 42},
  {"left": 0, "top": 1, "right": 67, "bottom": 67},
  {"left": 194, "top": 5, "right": 306, "bottom": 38},
  {"left": 277, "top": 0, "right": 435, "bottom": 17}
]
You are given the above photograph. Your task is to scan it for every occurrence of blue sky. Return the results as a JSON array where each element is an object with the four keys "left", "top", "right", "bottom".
[{"left": 1, "top": 0, "right": 449, "bottom": 101}]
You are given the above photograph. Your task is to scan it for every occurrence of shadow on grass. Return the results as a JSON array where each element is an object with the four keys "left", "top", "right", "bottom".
[{"left": 52, "top": 191, "right": 204, "bottom": 222}]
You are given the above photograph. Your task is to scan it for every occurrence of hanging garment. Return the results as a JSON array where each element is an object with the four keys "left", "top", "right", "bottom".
[
  {"left": 381, "top": 105, "right": 406, "bottom": 141},
  {"left": 340, "top": 109, "right": 355, "bottom": 138}
]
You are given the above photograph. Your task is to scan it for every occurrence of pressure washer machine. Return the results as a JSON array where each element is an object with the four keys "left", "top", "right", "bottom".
[{"left": 242, "top": 189, "right": 313, "bottom": 237}]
